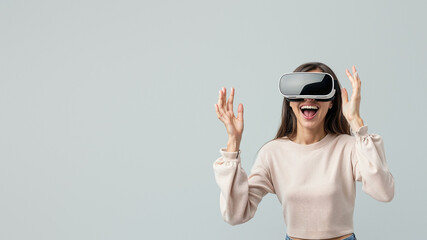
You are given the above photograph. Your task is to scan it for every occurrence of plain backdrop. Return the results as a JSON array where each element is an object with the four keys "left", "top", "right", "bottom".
[{"left": 0, "top": 0, "right": 426, "bottom": 239}]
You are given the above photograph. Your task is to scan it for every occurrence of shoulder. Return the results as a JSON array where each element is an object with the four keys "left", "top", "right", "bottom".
[
  {"left": 331, "top": 133, "right": 356, "bottom": 150},
  {"left": 252, "top": 139, "right": 286, "bottom": 168},
  {"left": 334, "top": 133, "right": 354, "bottom": 142}
]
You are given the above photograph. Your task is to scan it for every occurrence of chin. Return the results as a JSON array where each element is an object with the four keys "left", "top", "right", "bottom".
[{"left": 299, "top": 116, "right": 325, "bottom": 128}]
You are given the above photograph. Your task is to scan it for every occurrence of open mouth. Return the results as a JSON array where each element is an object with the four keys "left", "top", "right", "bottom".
[{"left": 300, "top": 106, "right": 319, "bottom": 119}]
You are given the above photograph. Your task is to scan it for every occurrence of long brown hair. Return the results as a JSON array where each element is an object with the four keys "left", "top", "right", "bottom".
[{"left": 255, "top": 62, "right": 351, "bottom": 157}]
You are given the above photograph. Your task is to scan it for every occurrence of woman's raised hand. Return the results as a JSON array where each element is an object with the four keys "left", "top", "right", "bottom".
[
  {"left": 342, "top": 65, "right": 365, "bottom": 131},
  {"left": 215, "top": 87, "right": 244, "bottom": 141},
  {"left": 342, "top": 65, "right": 362, "bottom": 122}
]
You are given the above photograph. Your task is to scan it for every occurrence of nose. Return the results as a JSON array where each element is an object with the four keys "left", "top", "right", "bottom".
[{"left": 305, "top": 98, "right": 316, "bottom": 102}]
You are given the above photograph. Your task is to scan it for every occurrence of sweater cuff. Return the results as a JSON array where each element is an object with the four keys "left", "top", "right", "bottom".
[
  {"left": 219, "top": 148, "right": 241, "bottom": 160},
  {"left": 351, "top": 124, "right": 369, "bottom": 137}
]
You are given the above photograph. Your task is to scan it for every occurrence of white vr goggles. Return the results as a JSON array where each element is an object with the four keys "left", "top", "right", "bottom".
[{"left": 278, "top": 72, "right": 339, "bottom": 102}]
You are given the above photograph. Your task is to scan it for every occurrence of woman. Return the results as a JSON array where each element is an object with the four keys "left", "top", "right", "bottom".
[{"left": 213, "top": 62, "right": 395, "bottom": 240}]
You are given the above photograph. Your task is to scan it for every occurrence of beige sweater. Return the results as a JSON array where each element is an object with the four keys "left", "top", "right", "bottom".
[{"left": 212, "top": 125, "right": 395, "bottom": 239}]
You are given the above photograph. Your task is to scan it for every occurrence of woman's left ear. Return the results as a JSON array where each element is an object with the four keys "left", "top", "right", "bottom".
[{"left": 329, "top": 103, "right": 333, "bottom": 109}]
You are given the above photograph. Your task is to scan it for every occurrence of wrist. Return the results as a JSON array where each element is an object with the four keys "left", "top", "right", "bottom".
[
  {"left": 227, "top": 138, "right": 241, "bottom": 152},
  {"left": 349, "top": 116, "right": 364, "bottom": 131}
]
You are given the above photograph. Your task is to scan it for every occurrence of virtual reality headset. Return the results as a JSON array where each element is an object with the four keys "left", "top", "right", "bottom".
[{"left": 278, "top": 72, "right": 339, "bottom": 102}]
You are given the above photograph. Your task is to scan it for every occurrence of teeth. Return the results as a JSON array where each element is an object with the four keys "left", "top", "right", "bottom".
[{"left": 300, "top": 106, "right": 319, "bottom": 110}]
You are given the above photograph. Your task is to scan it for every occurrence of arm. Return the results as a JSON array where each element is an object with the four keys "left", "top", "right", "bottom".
[
  {"left": 212, "top": 148, "right": 275, "bottom": 225},
  {"left": 351, "top": 124, "right": 395, "bottom": 202},
  {"left": 342, "top": 66, "right": 394, "bottom": 202}
]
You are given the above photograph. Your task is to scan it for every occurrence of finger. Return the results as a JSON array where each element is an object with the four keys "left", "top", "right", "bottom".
[
  {"left": 351, "top": 66, "right": 361, "bottom": 92},
  {"left": 341, "top": 88, "right": 349, "bottom": 104},
  {"left": 346, "top": 68, "right": 353, "bottom": 80},
  {"left": 353, "top": 66, "right": 361, "bottom": 87},
  {"left": 227, "top": 87, "right": 235, "bottom": 113},
  {"left": 352, "top": 65, "right": 359, "bottom": 82},
  {"left": 350, "top": 81, "right": 361, "bottom": 99},
  {"left": 214, "top": 103, "right": 225, "bottom": 122},
  {"left": 217, "top": 88, "right": 226, "bottom": 116},
  {"left": 354, "top": 72, "right": 360, "bottom": 88},
  {"left": 214, "top": 103, "right": 222, "bottom": 119},
  {"left": 346, "top": 68, "right": 356, "bottom": 88},
  {"left": 222, "top": 87, "right": 226, "bottom": 109},
  {"left": 217, "top": 89, "right": 223, "bottom": 110},
  {"left": 237, "top": 103, "right": 244, "bottom": 121}
]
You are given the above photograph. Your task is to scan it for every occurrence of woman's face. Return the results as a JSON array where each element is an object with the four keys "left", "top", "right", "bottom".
[{"left": 289, "top": 69, "right": 333, "bottom": 131}]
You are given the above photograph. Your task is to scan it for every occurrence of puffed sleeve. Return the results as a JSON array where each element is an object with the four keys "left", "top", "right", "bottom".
[
  {"left": 351, "top": 125, "right": 395, "bottom": 202},
  {"left": 212, "top": 147, "right": 275, "bottom": 225}
]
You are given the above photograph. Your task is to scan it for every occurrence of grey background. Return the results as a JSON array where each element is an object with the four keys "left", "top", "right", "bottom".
[{"left": 0, "top": 0, "right": 425, "bottom": 239}]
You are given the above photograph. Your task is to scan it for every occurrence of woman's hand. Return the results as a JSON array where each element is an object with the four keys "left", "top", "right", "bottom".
[
  {"left": 215, "top": 87, "right": 244, "bottom": 141},
  {"left": 342, "top": 65, "right": 364, "bottom": 130}
]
